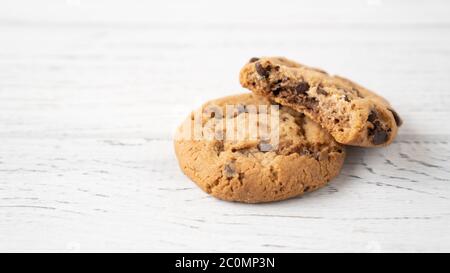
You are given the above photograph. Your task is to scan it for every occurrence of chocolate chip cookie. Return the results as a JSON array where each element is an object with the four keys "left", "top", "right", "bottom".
[
  {"left": 240, "top": 57, "right": 402, "bottom": 147},
  {"left": 174, "top": 94, "right": 345, "bottom": 203}
]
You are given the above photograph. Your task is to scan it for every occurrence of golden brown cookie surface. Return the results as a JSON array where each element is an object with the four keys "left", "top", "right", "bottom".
[
  {"left": 174, "top": 94, "right": 345, "bottom": 203},
  {"left": 240, "top": 57, "right": 402, "bottom": 147}
]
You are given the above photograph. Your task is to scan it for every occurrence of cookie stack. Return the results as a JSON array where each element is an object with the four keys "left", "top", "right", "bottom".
[{"left": 174, "top": 57, "right": 402, "bottom": 203}]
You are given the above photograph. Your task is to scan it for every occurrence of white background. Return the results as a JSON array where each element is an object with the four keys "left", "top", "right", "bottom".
[{"left": 1, "top": 0, "right": 450, "bottom": 252}]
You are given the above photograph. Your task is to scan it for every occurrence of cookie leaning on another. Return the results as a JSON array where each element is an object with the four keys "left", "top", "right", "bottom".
[
  {"left": 240, "top": 57, "right": 402, "bottom": 147},
  {"left": 174, "top": 94, "right": 345, "bottom": 203},
  {"left": 174, "top": 56, "right": 402, "bottom": 203}
]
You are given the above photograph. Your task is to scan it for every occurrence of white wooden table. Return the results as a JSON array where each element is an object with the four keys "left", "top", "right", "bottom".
[{"left": 1, "top": 0, "right": 450, "bottom": 252}]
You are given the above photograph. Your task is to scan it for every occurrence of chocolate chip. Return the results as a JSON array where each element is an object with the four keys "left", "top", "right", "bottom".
[
  {"left": 368, "top": 113, "right": 389, "bottom": 145},
  {"left": 249, "top": 57, "right": 259, "bottom": 63},
  {"left": 303, "top": 97, "right": 318, "bottom": 110},
  {"left": 224, "top": 164, "right": 235, "bottom": 178},
  {"left": 372, "top": 129, "right": 388, "bottom": 145},
  {"left": 343, "top": 95, "right": 351, "bottom": 102},
  {"left": 294, "top": 82, "right": 310, "bottom": 95},
  {"left": 272, "top": 87, "right": 281, "bottom": 96},
  {"left": 255, "top": 62, "right": 270, "bottom": 78},
  {"left": 273, "top": 79, "right": 283, "bottom": 84},
  {"left": 367, "top": 111, "right": 378, "bottom": 123},
  {"left": 388, "top": 108, "right": 403, "bottom": 127},
  {"left": 238, "top": 172, "right": 245, "bottom": 182},
  {"left": 271, "top": 79, "right": 283, "bottom": 96},
  {"left": 316, "top": 87, "right": 328, "bottom": 96}
]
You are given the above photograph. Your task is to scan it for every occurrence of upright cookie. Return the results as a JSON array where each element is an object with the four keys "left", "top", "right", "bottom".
[
  {"left": 174, "top": 94, "right": 345, "bottom": 203},
  {"left": 240, "top": 57, "right": 402, "bottom": 147}
]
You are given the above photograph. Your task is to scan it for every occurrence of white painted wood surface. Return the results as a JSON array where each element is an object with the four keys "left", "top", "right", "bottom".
[{"left": 1, "top": 0, "right": 450, "bottom": 252}]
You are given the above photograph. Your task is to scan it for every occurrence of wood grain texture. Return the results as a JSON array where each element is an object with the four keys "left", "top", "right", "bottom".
[{"left": 0, "top": 0, "right": 449, "bottom": 252}]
